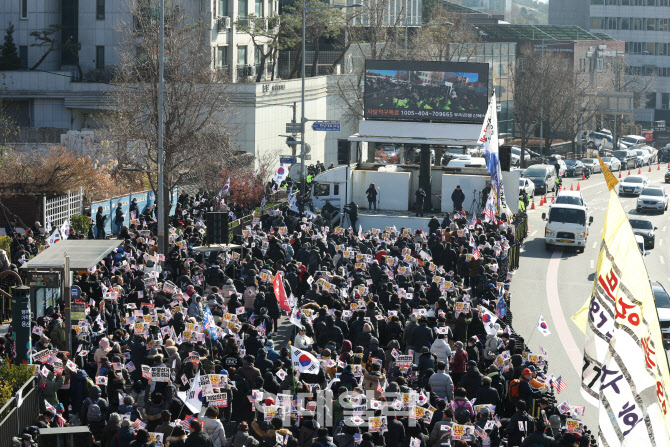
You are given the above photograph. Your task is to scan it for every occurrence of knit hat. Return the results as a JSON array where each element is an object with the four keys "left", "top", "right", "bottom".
[{"left": 165, "top": 339, "right": 175, "bottom": 347}]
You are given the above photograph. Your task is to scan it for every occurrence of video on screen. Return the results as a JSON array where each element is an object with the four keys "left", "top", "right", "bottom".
[{"left": 364, "top": 60, "right": 489, "bottom": 123}]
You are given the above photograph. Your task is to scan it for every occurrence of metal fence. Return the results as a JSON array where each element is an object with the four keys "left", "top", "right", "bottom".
[
  {"left": 43, "top": 188, "right": 84, "bottom": 229},
  {"left": 0, "top": 377, "right": 39, "bottom": 447}
]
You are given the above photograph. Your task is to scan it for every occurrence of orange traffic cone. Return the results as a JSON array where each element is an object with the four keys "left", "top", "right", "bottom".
[
  {"left": 582, "top": 172, "right": 586, "bottom": 180},
  {"left": 531, "top": 198, "right": 535, "bottom": 210},
  {"left": 551, "top": 192, "right": 555, "bottom": 202},
  {"left": 658, "top": 163, "right": 661, "bottom": 171},
  {"left": 638, "top": 167, "right": 642, "bottom": 174},
  {"left": 649, "top": 165, "right": 652, "bottom": 172},
  {"left": 618, "top": 170, "right": 622, "bottom": 179},
  {"left": 577, "top": 182, "right": 581, "bottom": 191},
  {"left": 570, "top": 183, "right": 574, "bottom": 191},
  {"left": 628, "top": 169, "right": 631, "bottom": 175}
]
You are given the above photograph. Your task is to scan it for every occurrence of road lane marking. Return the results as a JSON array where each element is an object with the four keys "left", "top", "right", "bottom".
[
  {"left": 546, "top": 249, "right": 583, "bottom": 376},
  {"left": 660, "top": 239, "right": 664, "bottom": 247},
  {"left": 592, "top": 241, "right": 598, "bottom": 249},
  {"left": 661, "top": 256, "right": 665, "bottom": 265},
  {"left": 590, "top": 260, "right": 594, "bottom": 269},
  {"left": 580, "top": 181, "right": 606, "bottom": 191},
  {"left": 664, "top": 226, "right": 667, "bottom": 232},
  {"left": 531, "top": 230, "right": 537, "bottom": 237}
]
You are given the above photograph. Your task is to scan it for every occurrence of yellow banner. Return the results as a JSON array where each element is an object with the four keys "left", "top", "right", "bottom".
[
  {"left": 573, "top": 190, "right": 670, "bottom": 445},
  {"left": 597, "top": 154, "right": 619, "bottom": 191}
]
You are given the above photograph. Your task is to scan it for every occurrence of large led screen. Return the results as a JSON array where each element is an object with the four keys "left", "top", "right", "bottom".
[{"left": 364, "top": 60, "right": 489, "bottom": 123}]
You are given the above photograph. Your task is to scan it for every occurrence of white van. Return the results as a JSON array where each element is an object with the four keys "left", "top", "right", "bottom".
[
  {"left": 446, "top": 156, "right": 487, "bottom": 168},
  {"left": 621, "top": 135, "right": 646, "bottom": 148},
  {"left": 542, "top": 203, "right": 594, "bottom": 253}
]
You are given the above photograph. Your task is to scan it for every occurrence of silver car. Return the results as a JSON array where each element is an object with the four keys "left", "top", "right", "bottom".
[
  {"left": 581, "top": 158, "right": 601, "bottom": 173},
  {"left": 636, "top": 187, "right": 669, "bottom": 214}
]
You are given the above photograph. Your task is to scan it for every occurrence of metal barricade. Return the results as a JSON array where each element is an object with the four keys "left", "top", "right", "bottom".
[{"left": 0, "top": 377, "right": 38, "bottom": 447}]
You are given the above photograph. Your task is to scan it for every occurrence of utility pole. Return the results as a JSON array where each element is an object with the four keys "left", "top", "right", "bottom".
[
  {"left": 63, "top": 254, "right": 71, "bottom": 356},
  {"left": 301, "top": 0, "right": 307, "bottom": 196},
  {"left": 539, "top": 39, "right": 544, "bottom": 158},
  {"left": 157, "top": 0, "right": 166, "bottom": 256}
]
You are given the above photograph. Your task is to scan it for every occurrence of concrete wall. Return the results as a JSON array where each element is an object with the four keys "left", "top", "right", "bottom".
[
  {"left": 356, "top": 215, "right": 431, "bottom": 233},
  {"left": 352, "top": 170, "right": 411, "bottom": 211},
  {"left": 441, "top": 174, "right": 488, "bottom": 213}
]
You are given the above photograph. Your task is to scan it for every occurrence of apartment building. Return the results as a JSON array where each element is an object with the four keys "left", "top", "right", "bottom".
[{"left": 549, "top": 0, "right": 670, "bottom": 124}]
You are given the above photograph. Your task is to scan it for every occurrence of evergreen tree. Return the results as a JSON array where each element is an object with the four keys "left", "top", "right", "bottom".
[{"left": 0, "top": 23, "right": 21, "bottom": 70}]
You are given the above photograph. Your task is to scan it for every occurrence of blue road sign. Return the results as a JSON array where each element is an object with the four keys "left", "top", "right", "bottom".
[
  {"left": 312, "top": 121, "right": 341, "bottom": 132},
  {"left": 71, "top": 285, "right": 81, "bottom": 299},
  {"left": 280, "top": 157, "right": 297, "bottom": 164}
]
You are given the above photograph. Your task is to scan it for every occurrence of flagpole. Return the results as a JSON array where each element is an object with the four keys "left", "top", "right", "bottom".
[{"left": 526, "top": 327, "right": 537, "bottom": 349}]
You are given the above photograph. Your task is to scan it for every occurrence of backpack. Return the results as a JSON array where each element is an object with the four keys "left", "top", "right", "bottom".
[
  {"left": 86, "top": 398, "right": 104, "bottom": 423},
  {"left": 508, "top": 379, "right": 521, "bottom": 402},
  {"left": 453, "top": 400, "right": 471, "bottom": 424}
]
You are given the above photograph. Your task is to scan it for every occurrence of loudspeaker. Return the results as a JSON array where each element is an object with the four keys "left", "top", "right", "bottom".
[
  {"left": 337, "top": 139, "right": 350, "bottom": 165},
  {"left": 499, "top": 146, "right": 512, "bottom": 172},
  {"left": 206, "top": 212, "right": 229, "bottom": 245}
]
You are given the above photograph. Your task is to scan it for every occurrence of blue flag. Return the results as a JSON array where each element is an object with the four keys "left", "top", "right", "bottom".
[{"left": 203, "top": 305, "right": 218, "bottom": 340}]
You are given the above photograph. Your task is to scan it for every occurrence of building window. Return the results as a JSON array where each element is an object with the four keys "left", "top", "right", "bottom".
[
  {"left": 255, "top": 0, "right": 263, "bottom": 16},
  {"left": 20, "top": 0, "right": 27, "bottom": 18},
  {"left": 238, "top": 0, "right": 247, "bottom": 17},
  {"left": 19, "top": 46, "right": 28, "bottom": 68},
  {"left": 217, "top": 46, "right": 228, "bottom": 67},
  {"left": 219, "top": 0, "right": 228, "bottom": 15},
  {"left": 254, "top": 46, "right": 261, "bottom": 64},
  {"left": 96, "top": 0, "right": 105, "bottom": 19},
  {"left": 646, "top": 93, "right": 656, "bottom": 108},
  {"left": 597, "top": 58, "right": 603, "bottom": 72},
  {"left": 662, "top": 93, "right": 670, "bottom": 109},
  {"left": 96, "top": 46, "right": 105, "bottom": 69},
  {"left": 238, "top": 45, "right": 247, "bottom": 65}
]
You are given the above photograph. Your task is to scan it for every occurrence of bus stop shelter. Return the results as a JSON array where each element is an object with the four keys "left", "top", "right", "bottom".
[{"left": 17, "top": 240, "right": 120, "bottom": 360}]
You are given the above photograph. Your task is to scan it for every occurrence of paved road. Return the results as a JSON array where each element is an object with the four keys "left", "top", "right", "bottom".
[{"left": 510, "top": 163, "right": 670, "bottom": 430}]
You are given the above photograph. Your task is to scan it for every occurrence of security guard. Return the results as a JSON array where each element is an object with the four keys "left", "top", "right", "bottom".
[
  {"left": 306, "top": 173, "right": 314, "bottom": 184},
  {"left": 518, "top": 197, "right": 526, "bottom": 213},
  {"left": 555, "top": 176, "right": 562, "bottom": 191}
]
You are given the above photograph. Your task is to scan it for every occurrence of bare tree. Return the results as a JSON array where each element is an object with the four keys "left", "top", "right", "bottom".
[
  {"left": 409, "top": 8, "right": 481, "bottom": 63},
  {"left": 236, "top": 15, "right": 282, "bottom": 82},
  {"left": 0, "top": 74, "right": 19, "bottom": 147},
  {"left": 105, "top": 0, "right": 234, "bottom": 210},
  {"left": 509, "top": 48, "right": 542, "bottom": 167},
  {"left": 333, "top": 0, "right": 407, "bottom": 122}
]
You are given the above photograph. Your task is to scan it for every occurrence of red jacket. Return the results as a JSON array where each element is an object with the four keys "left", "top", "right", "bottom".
[{"left": 450, "top": 349, "right": 469, "bottom": 374}]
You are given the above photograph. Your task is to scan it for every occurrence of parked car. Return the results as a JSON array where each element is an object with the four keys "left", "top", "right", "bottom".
[
  {"left": 523, "top": 164, "right": 559, "bottom": 194},
  {"left": 636, "top": 186, "right": 668, "bottom": 214},
  {"left": 630, "top": 218, "right": 656, "bottom": 249},
  {"left": 634, "top": 148, "right": 652, "bottom": 166},
  {"left": 612, "top": 150, "right": 639, "bottom": 169},
  {"left": 600, "top": 156, "right": 621, "bottom": 172},
  {"left": 581, "top": 158, "right": 601, "bottom": 173},
  {"left": 554, "top": 190, "right": 587, "bottom": 208},
  {"left": 519, "top": 178, "right": 536, "bottom": 198},
  {"left": 564, "top": 159, "right": 586, "bottom": 177},
  {"left": 618, "top": 175, "right": 649, "bottom": 196},
  {"left": 651, "top": 281, "right": 670, "bottom": 349},
  {"left": 665, "top": 170, "right": 670, "bottom": 183}
]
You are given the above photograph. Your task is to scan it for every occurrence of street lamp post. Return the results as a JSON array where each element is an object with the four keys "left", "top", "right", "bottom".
[
  {"left": 157, "top": 0, "right": 166, "bottom": 256},
  {"left": 301, "top": 2, "right": 361, "bottom": 196}
]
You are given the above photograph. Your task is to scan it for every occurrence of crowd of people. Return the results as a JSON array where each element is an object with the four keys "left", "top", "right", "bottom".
[{"left": 5, "top": 190, "right": 594, "bottom": 447}]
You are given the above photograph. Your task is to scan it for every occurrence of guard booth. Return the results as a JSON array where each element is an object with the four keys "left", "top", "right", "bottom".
[{"left": 17, "top": 240, "right": 121, "bottom": 360}]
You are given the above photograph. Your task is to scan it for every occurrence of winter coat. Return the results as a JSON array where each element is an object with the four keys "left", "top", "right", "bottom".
[
  {"left": 407, "top": 323, "right": 434, "bottom": 352},
  {"left": 40, "top": 374, "right": 64, "bottom": 413},
  {"left": 458, "top": 367, "right": 482, "bottom": 399},
  {"left": 362, "top": 371, "right": 386, "bottom": 399},
  {"left": 70, "top": 370, "right": 89, "bottom": 414},
  {"left": 186, "top": 431, "right": 214, "bottom": 447},
  {"left": 226, "top": 431, "right": 259, "bottom": 447},
  {"left": 429, "top": 339, "right": 452, "bottom": 365},
  {"left": 450, "top": 349, "right": 468, "bottom": 374},
  {"left": 428, "top": 371, "right": 454, "bottom": 401},
  {"left": 203, "top": 416, "right": 226, "bottom": 447},
  {"left": 112, "top": 426, "right": 136, "bottom": 447}
]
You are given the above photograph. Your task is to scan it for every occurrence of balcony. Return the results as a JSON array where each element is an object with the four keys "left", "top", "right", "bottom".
[{"left": 237, "top": 64, "right": 254, "bottom": 81}]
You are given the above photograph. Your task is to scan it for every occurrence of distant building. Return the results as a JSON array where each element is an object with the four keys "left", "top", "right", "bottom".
[
  {"left": 589, "top": 0, "right": 670, "bottom": 125},
  {"left": 441, "top": 1, "right": 505, "bottom": 24},
  {"left": 347, "top": 0, "right": 422, "bottom": 26},
  {"left": 548, "top": 0, "right": 590, "bottom": 29},
  {"left": 458, "top": 0, "right": 511, "bottom": 21}
]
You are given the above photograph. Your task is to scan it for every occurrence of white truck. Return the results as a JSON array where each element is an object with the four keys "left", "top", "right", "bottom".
[{"left": 542, "top": 203, "right": 593, "bottom": 253}]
